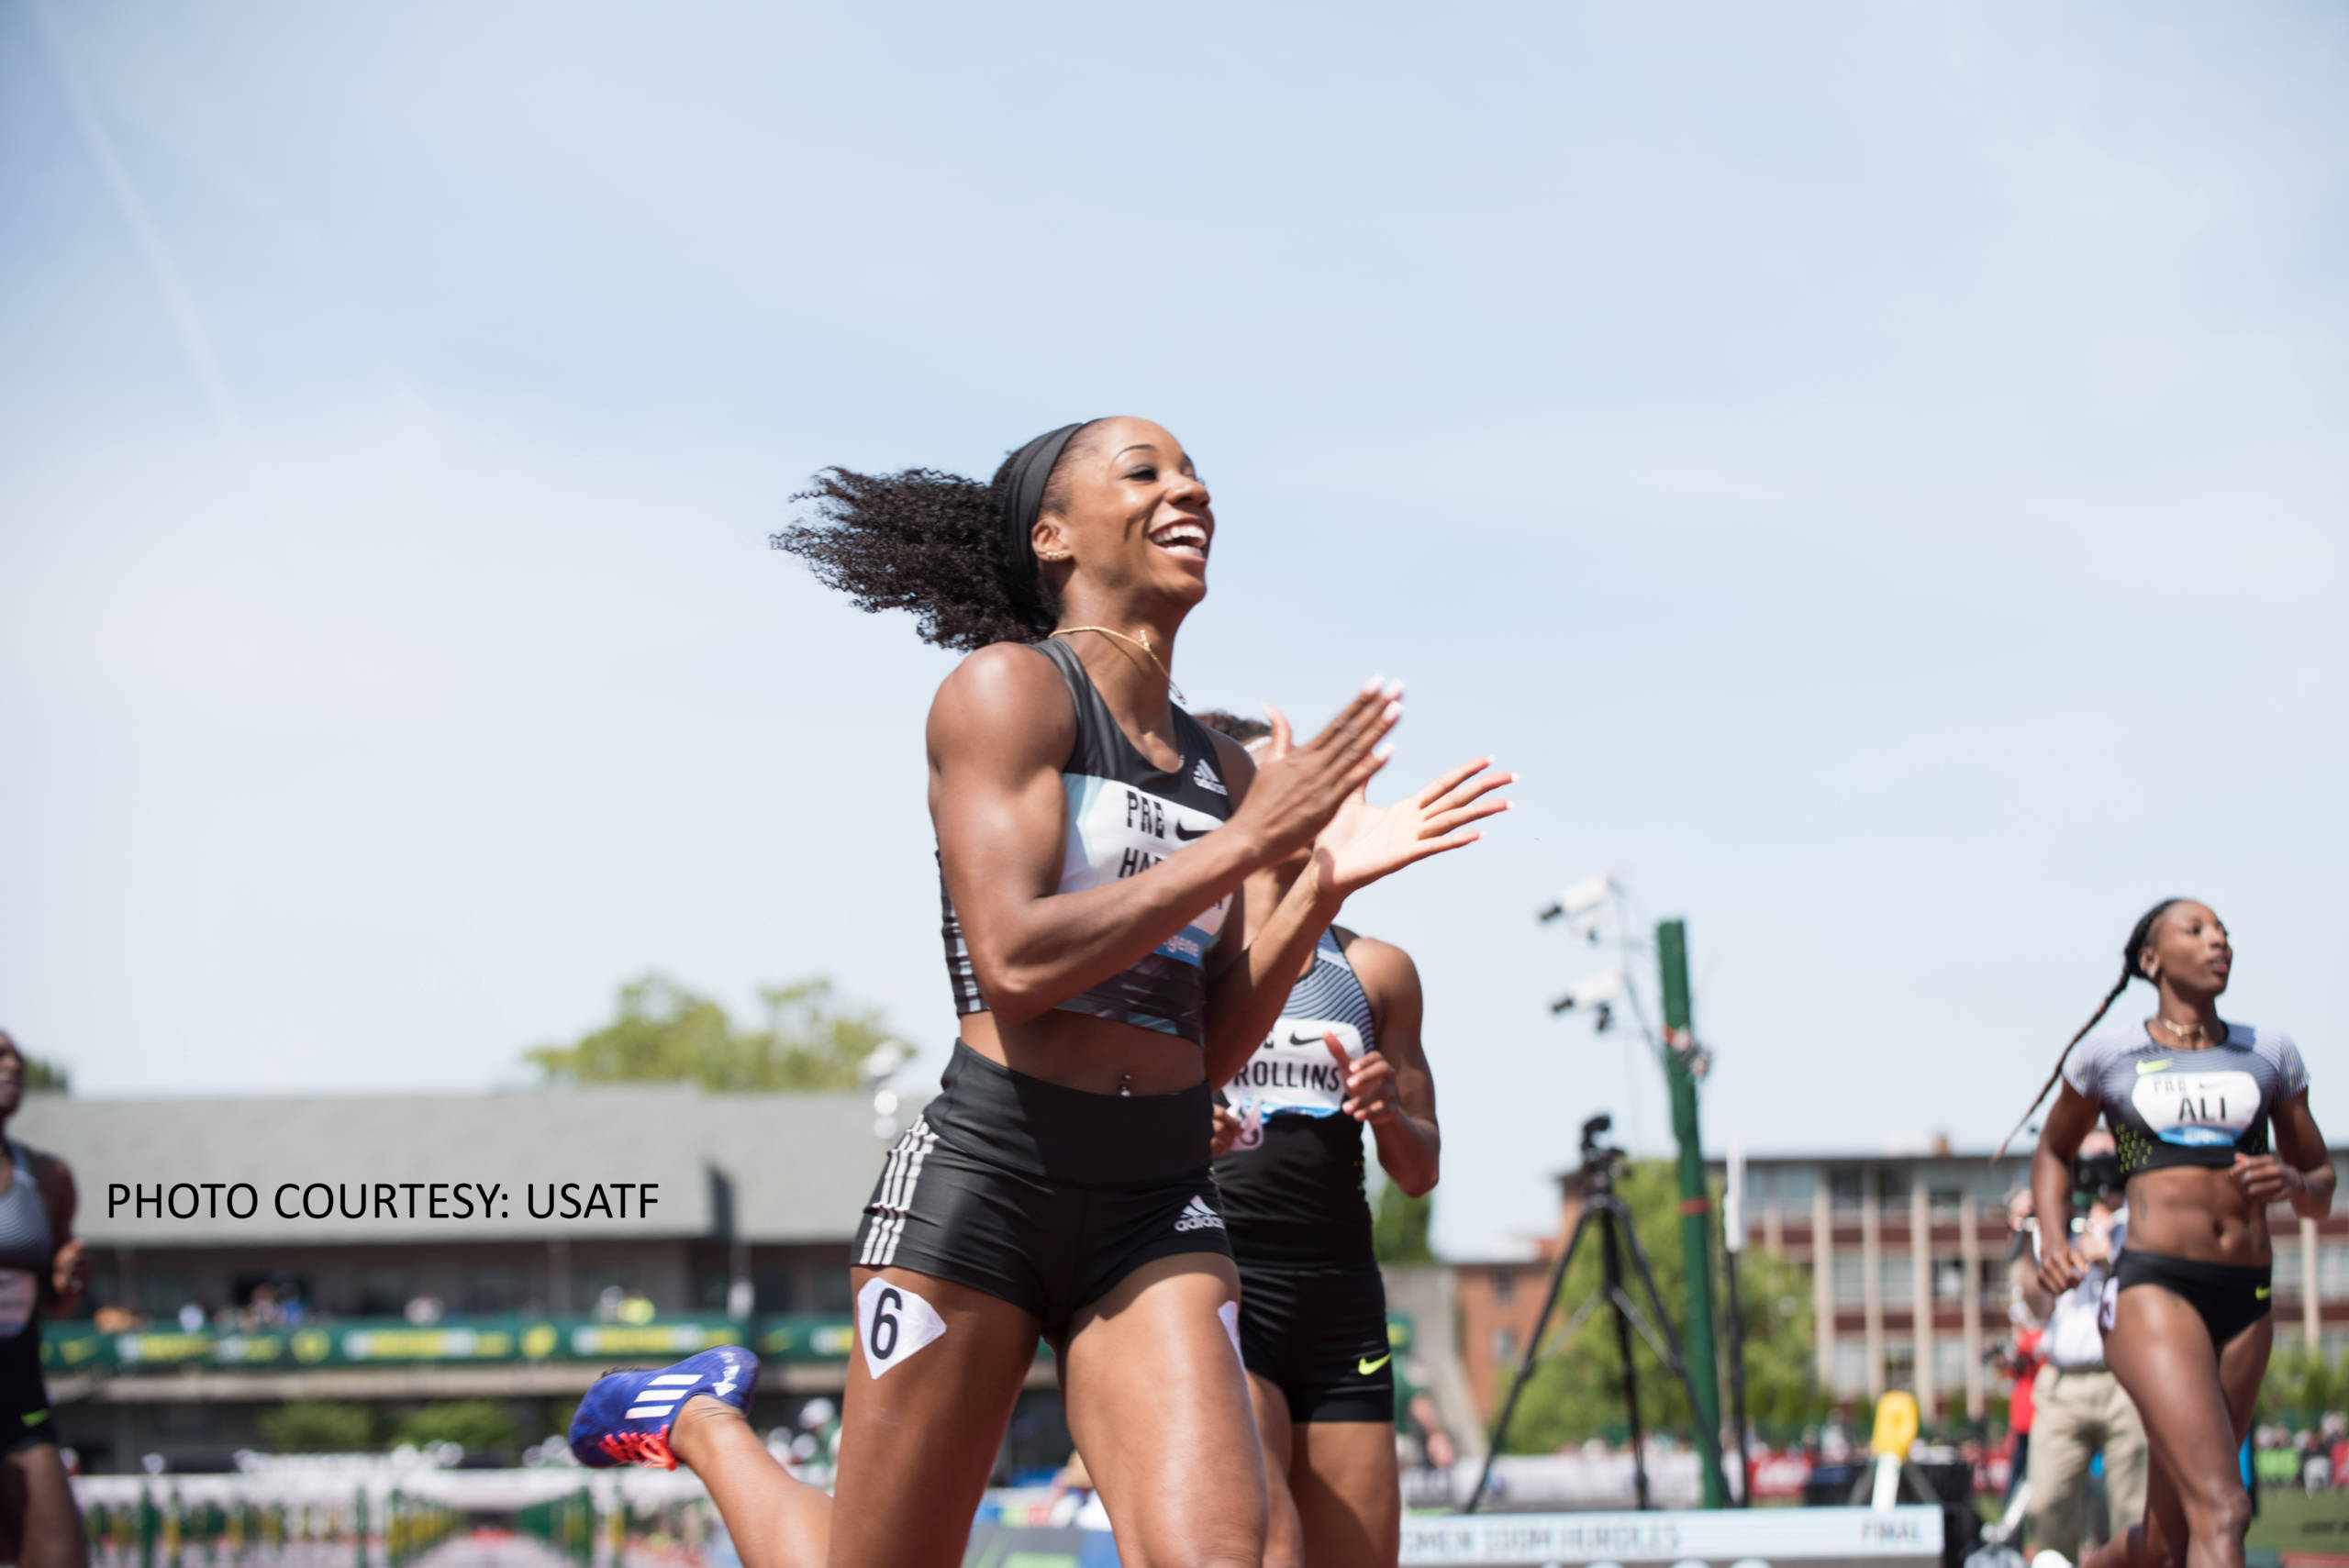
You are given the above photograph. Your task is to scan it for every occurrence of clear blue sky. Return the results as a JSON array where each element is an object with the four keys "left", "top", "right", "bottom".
[{"left": 3, "top": 1, "right": 2343, "bottom": 1256}]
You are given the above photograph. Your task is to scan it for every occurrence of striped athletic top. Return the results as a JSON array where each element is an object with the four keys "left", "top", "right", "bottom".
[{"left": 1212, "top": 929, "right": 1380, "bottom": 1262}]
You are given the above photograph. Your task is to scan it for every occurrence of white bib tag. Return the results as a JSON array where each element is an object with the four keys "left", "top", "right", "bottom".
[
  {"left": 0, "top": 1271, "right": 33, "bottom": 1338},
  {"left": 1224, "top": 1018, "right": 1364, "bottom": 1118},
  {"left": 857, "top": 1277, "right": 946, "bottom": 1380},
  {"left": 2132, "top": 1069, "right": 2260, "bottom": 1147},
  {"left": 1218, "top": 1300, "right": 1241, "bottom": 1361}
]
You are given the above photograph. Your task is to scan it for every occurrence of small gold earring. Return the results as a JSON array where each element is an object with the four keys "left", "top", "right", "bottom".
[{"left": 1039, "top": 550, "right": 1069, "bottom": 562}]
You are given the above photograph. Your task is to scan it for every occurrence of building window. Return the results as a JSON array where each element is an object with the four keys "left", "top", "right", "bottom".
[
  {"left": 1935, "top": 1338, "right": 1970, "bottom": 1389},
  {"left": 1830, "top": 1170, "right": 1865, "bottom": 1211},
  {"left": 1833, "top": 1257, "right": 1867, "bottom": 1306},
  {"left": 1832, "top": 1341, "right": 1871, "bottom": 1396},
  {"left": 1775, "top": 1166, "right": 1818, "bottom": 1207},
  {"left": 1934, "top": 1259, "right": 1966, "bottom": 1301},
  {"left": 2319, "top": 1244, "right": 2349, "bottom": 1298},
  {"left": 462, "top": 1265, "right": 520, "bottom": 1316},
  {"left": 1883, "top": 1339, "right": 1917, "bottom": 1390},
  {"left": 816, "top": 1267, "right": 854, "bottom": 1315},
  {"left": 1491, "top": 1271, "right": 1517, "bottom": 1306},
  {"left": 2273, "top": 1242, "right": 2302, "bottom": 1298}
]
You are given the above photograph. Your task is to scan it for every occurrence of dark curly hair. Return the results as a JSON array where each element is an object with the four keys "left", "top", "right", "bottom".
[
  {"left": 769, "top": 423, "right": 1108, "bottom": 652},
  {"left": 1195, "top": 710, "right": 1270, "bottom": 745}
]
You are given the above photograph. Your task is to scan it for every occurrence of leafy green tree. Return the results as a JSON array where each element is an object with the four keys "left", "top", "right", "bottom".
[
  {"left": 1374, "top": 1179, "right": 1436, "bottom": 1264},
  {"left": 527, "top": 974, "right": 894, "bottom": 1092},
  {"left": 2263, "top": 1338, "right": 2339, "bottom": 1421},
  {"left": 22, "top": 1056, "right": 68, "bottom": 1092},
  {"left": 1501, "top": 1160, "right": 1825, "bottom": 1452},
  {"left": 259, "top": 1400, "right": 376, "bottom": 1451},
  {"left": 392, "top": 1400, "right": 519, "bottom": 1455}
]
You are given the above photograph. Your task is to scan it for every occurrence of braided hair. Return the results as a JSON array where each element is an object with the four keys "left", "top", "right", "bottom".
[
  {"left": 1997, "top": 896, "right": 2188, "bottom": 1156},
  {"left": 769, "top": 423, "right": 1107, "bottom": 652}
]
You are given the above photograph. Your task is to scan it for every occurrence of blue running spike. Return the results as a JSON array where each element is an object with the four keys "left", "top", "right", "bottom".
[{"left": 568, "top": 1346, "right": 758, "bottom": 1470}]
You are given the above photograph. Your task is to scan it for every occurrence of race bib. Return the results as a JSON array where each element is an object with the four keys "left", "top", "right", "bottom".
[
  {"left": 0, "top": 1270, "right": 36, "bottom": 1338},
  {"left": 1223, "top": 1018, "right": 1364, "bottom": 1119},
  {"left": 2132, "top": 1069, "right": 2260, "bottom": 1148}
]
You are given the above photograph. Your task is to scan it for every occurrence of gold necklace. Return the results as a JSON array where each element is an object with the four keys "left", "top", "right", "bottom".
[
  {"left": 2155, "top": 1016, "right": 2204, "bottom": 1040},
  {"left": 1051, "top": 626, "right": 1186, "bottom": 705}
]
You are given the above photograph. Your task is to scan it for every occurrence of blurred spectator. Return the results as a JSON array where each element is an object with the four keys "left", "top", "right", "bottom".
[
  {"left": 176, "top": 1301, "right": 204, "bottom": 1333},
  {"left": 404, "top": 1295, "right": 444, "bottom": 1326},
  {"left": 1403, "top": 1393, "right": 1456, "bottom": 1472},
  {"left": 1820, "top": 1407, "right": 1853, "bottom": 1463}
]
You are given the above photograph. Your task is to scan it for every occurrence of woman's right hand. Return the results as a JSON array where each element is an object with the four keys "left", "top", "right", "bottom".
[
  {"left": 2038, "top": 1240, "right": 2087, "bottom": 1297},
  {"left": 1228, "top": 678, "right": 1404, "bottom": 864}
]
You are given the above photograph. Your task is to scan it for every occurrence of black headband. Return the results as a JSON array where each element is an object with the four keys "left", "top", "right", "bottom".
[{"left": 998, "top": 421, "right": 1088, "bottom": 592}]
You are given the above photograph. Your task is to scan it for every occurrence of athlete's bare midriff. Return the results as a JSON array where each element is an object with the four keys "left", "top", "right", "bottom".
[
  {"left": 958, "top": 1008, "right": 1208, "bottom": 1099},
  {"left": 2125, "top": 1165, "right": 2271, "bottom": 1267}
]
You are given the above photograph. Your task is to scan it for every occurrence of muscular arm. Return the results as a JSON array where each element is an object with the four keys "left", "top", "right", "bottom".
[
  {"left": 931, "top": 647, "right": 1269, "bottom": 1024},
  {"left": 2268, "top": 1089, "right": 2334, "bottom": 1221},
  {"left": 2032, "top": 1083, "right": 2099, "bottom": 1292},
  {"left": 32, "top": 1153, "right": 85, "bottom": 1317},
  {"left": 1348, "top": 936, "right": 1440, "bottom": 1198}
]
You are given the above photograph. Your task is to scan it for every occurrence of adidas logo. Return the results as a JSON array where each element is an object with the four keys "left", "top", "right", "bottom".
[
  {"left": 1192, "top": 757, "right": 1227, "bottom": 796},
  {"left": 623, "top": 1370, "right": 701, "bottom": 1421},
  {"left": 1174, "top": 1195, "right": 1226, "bottom": 1233}
]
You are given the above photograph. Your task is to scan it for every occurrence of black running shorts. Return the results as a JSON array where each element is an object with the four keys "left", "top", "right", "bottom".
[
  {"left": 0, "top": 1326, "right": 54, "bottom": 1454},
  {"left": 854, "top": 1043, "right": 1233, "bottom": 1334},
  {"left": 1233, "top": 1251, "right": 1395, "bottom": 1424},
  {"left": 2114, "top": 1248, "right": 2272, "bottom": 1348}
]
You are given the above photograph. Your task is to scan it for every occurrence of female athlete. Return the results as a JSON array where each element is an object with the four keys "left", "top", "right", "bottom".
[
  {"left": 565, "top": 417, "right": 1509, "bottom": 1568},
  {"left": 0, "top": 1029, "right": 92, "bottom": 1568},
  {"left": 1200, "top": 709, "right": 1442, "bottom": 1568},
  {"left": 2017, "top": 900, "right": 2331, "bottom": 1568}
]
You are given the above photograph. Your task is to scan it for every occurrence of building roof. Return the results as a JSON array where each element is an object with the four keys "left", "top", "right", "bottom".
[{"left": 12, "top": 1084, "right": 914, "bottom": 1247}]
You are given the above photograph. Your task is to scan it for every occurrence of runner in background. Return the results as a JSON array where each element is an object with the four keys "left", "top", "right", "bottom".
[
  {"left": 2017, "top": 899, "right": 2332, "bottom": 1568},
  {"left": 1198, "top": 710, "right": 1453, "bottom": 1568},
  {"left": 0, "top": 1029, "right": 93, "bottom": 1568}
]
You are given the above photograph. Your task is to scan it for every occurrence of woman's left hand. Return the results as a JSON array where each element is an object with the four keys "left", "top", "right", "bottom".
[
  {"left": 2233, "top": 1153, "right": 2302, "bottom": 1206},
  {"left": 1311, "top": 758, "right": 1511, "bottom": 899},
  {"left": 1324, "top": 1035, "right": 1400, "bottom": 1125},
  {"left": 50, "top": 1239, "right": 88, "bottom": 1310}
]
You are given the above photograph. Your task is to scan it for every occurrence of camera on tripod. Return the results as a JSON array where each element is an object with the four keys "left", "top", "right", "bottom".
[{"left": 1578, "top": 1113, "right": 1623, "bottom": 1168}]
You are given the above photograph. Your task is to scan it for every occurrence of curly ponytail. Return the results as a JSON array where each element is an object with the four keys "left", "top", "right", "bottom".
[
  {"left": 769, "top": 423, "right": 1105, "bottom": 653},
  {"left": 1996, "top": 896, "right": 2187, "bottom": 1156}
]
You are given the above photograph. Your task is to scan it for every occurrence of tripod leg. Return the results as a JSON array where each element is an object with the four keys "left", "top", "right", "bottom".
[
  {"left": 1601, "top": 1204, "right": 1652, "bottom": 1511},
  {"left": 1464, "top": 1205, "right": 1599, "bottom": 1515},
  {"left": 1613, "top": 1194, "right": 1729, "bottom": 1504}
]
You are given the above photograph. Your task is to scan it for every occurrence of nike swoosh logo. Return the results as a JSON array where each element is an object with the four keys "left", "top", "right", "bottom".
[
  {"left": 1357, "top": 1353, "right": 1391, "bottom": 1376},
  {"left": 1289, "top": 1032, "right": 1326, "bottom": 1047},
  {"left": 1174, "top": 820, "right": 1213, "bottom": 840},
  {"left": 2138, "top": 1059, "right": 2170, "bottom": 1074},
  {"left": 2256, "top": 1287, "right": 2272, "bottom": 1300}
]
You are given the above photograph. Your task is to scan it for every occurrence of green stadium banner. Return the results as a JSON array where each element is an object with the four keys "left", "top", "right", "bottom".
[{"left": 48, "top": 1310, "right": 1416, "bottom": 1375}]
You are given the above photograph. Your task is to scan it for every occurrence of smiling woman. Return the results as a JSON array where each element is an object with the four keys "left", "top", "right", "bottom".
[{"left": 558, "top": 416, "right": 1510, "bottom": 1568}]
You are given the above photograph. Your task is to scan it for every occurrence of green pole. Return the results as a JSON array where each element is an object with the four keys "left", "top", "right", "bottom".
[{"left": 1659, "top": 917, "right": 1728, "bottom": 1507}]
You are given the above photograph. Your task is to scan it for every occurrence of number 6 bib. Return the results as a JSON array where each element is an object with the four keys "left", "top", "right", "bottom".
[{"left": 857, "top": 1276, "right": 947, "bottom": 1379}]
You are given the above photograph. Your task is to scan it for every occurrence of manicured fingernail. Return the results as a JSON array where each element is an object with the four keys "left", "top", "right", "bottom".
[
  {"left": 1382, "top": 678, "right": 1405, "bottom": 699},
  {"left": 1364, "top": 674, "right": 1385, "bottom": 694},
  {"left": 1381, "top": 700, "right": 1401, "bottom": 723},
  {"left": 1373, "top": 741, "right": 1394, "bottom": 762}
]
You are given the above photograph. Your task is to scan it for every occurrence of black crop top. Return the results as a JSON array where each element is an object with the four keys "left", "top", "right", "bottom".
[{"left": 938, "top": 639, "right": 1236, "bottom": 1043}]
